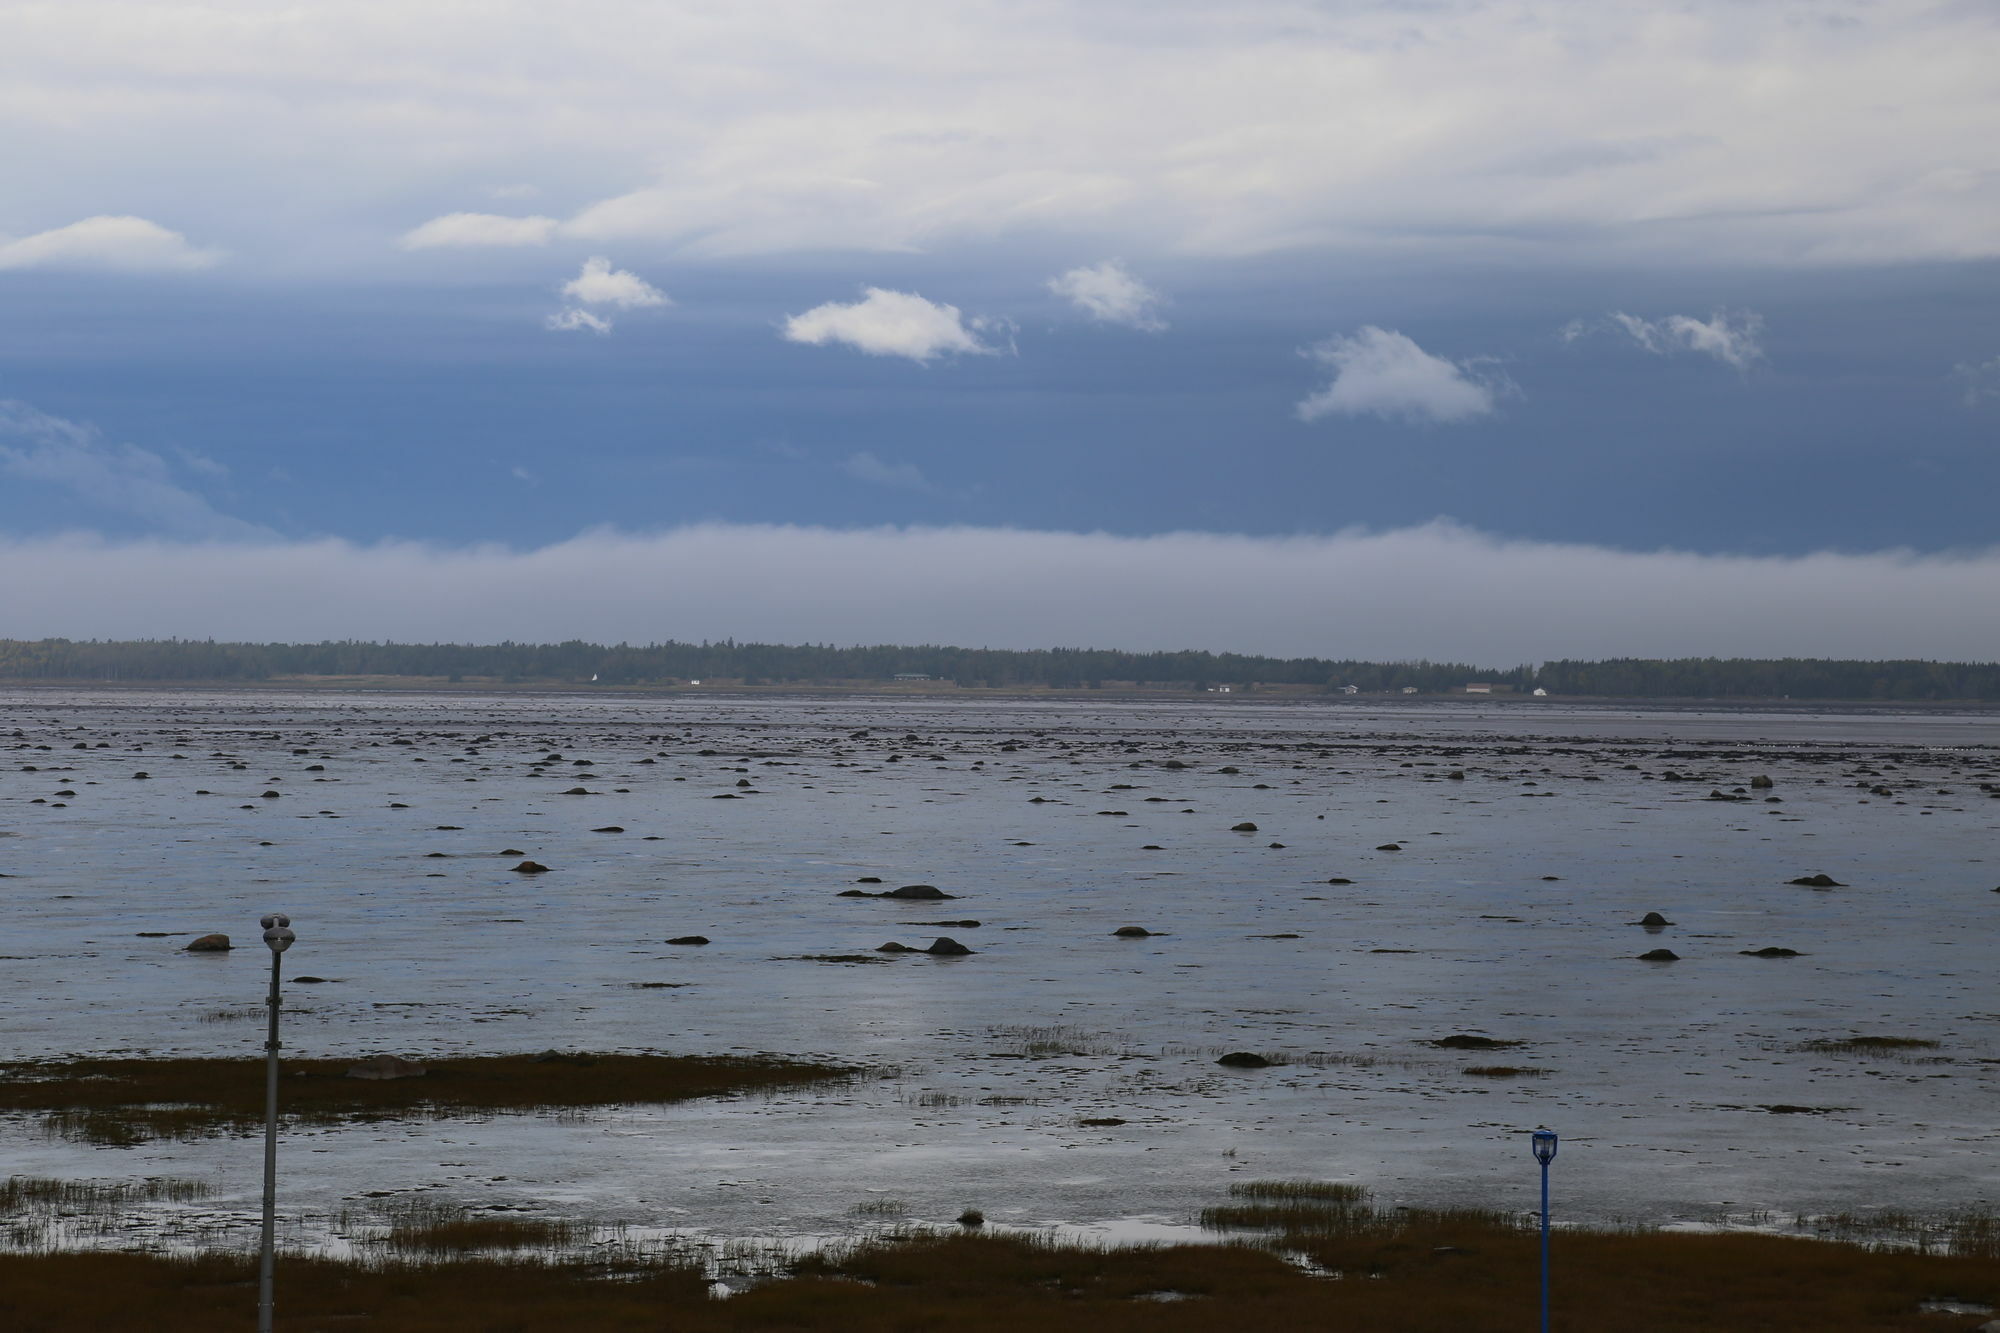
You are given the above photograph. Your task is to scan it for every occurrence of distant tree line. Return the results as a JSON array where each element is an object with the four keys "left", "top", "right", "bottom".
[{"left": 0, "top": 639, "right": 1995, "bottom": 699}]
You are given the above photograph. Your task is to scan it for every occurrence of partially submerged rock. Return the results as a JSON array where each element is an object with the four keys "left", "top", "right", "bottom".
[
  {"left": 345, "top": 1054, "right": 428, "bottom": 1081},
  {"left": 1230, "top": 821, "right": 1259, "bottom": 832},
  {"left": 1637, "top": 912, "right": 1673, "bottom": 927},
  {"left": 1741, "top": 947, "right": 1802, "bottom": 958},
  {"left": 1216, "top": 1052, "right": 1272, "bottom": 1068},
  {"left": 183, "top": 934, "right": 231, "bottom": 952},
  {"left": 924, "top": 936, "right": 974, "bottom": 956},
  {"left": 1112, "top": 926, "right": 1156, "bottom": 938},
  {"left": 510, "top": 860, "right": 551, "bottom": 873},
  {"left": 1430, "top": 1035, "right": 1520, "bottom": 1051},
  {"left": 665, "top": 935, "right": 710, "bottom": 946},
  {"left": 1638, "top": 948, "right": 1681, "bottom": 961},
  {"left": 886, "top": 884, "right": 952, "bottom": 900},
  {"left": 1788, "top": 873, "right": 1844, "bottom": 887}
]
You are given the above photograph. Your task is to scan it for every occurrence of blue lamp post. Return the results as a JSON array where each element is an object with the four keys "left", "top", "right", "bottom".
[{"left": 1531, "top": 1127, "right": 1558, "bottom": 1333}]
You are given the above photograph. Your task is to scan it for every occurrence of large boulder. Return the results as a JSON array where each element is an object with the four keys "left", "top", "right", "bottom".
[
  {"left": 1788, "top": 873, "right": 1844, "bottom": 888},
  {"left": 885, "top": 885, "right": 954, "bottom": 900},
  {"left": 924, "top": 937, "right": 974, "bottom": 956},
  {"left": 183, "top": 934, "right": 231, "bottom": 952}
]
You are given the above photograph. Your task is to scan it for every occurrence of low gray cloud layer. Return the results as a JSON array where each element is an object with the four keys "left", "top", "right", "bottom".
[{"left": 3, "top": 521, "right": 1996, "bottom": 663}]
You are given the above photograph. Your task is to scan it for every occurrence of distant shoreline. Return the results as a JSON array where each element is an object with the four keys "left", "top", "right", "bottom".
[{"left": 6, "top": 676, "right": 1999, "bottom": 713}]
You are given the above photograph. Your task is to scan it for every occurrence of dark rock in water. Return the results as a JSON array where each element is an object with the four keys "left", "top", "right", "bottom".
[
  {"left": 424, "top": 852, "right": 449, "bottom": 858},
  {"left": 886, "top": 884, "right": 953, "bottom": 900},
  {"left": 511, "top": 860, "right": 551, "bottom": 873},
  {"left": 907, "top": 920, "right": 981, "bottom": 928},
  {"left": 1705, "top": 790, "right": 1748, "bottom": 802},
  {"left": 1638, "top": 948, "right": 1681, "bottom": 961},
  {"left": 1788, "top": 873, "right": 1844, "bottom": 887},
  {"left": 1662, "top": 770, "right": 1684, "bottom": 781},
  {"left": 1218, "top": 766, "right": 1240, "bottom": 774},
  {"left": 1216, "top": 1052, "right": 1271, "bottom": 1068},
  {"left": 132, "top": 772, "right": 150, "bottom": 780},
  {"left": 1267, "top": 842, "right": 1286, "bottom": 848},
  {"left": 876, "top": 941, "right": 916, "bottom": 953},
  {"left": 1638, "top": 912, "right": 1672, "bottom": 927},
  {"left": 924, "top": 936, "right": 974, "bottom": 955},
  {"left": 665, "top": 935, "right": 710, "bottom": 946},
  {"left": 293, "top": 976, "right": 329, "bottom": 984},
  {"left": 1430, "top": 1035, "right": 1519, "bottom": 1051},
  {"left": 1079, "top": 1117, "right": 1128, "bottom": 1127},
  {"left": 836, "top": 889, "right": 873, "bottom": 897},
  {"left": 1326, "top": 876, "right": 1354, "bottom": 885},
  {"left": 591, "top": 825, "right": 625, "bottom": 833},
  {"left": 1447, "top": 770, "right": 1466, "bottom": 780},
  {"left": 500, "top": 848, "right": 524, "bottom": 856},
  {"left": 1376, "top": 843, "right": 1402, "bottom": 851},
  {"left": 1230, "top": 822, "right": 1259, "bottom": 832},
  {"left": 561, "top": 786, "right": 592, "bottom": 795},
  {"left": 184, "top": 934, "right": 231, "bottom": 952},
  {"left": 958, "top": 1208, "right": 986, "bottom": 1226},
  {"left": 1112, "top": 926, "right": 1155, "bottom": 937},
  {"left": 345, "top": 1055, "right": 427, "bottom": 1081},
  {"left": 1741, "top": 946, "right": 1800, "bottom": 958},
  {"left": 856, "top": 877, "right": 883, "bottom": 884},
  {"left": 711, "top": 793, "right": 740, "bottom": 799},
  {"left": 1750, "top": 774, "right": 1775, "bottom": 788},
  {"left": 1162, "top": 759, "right": 1188, "bottom": 769},
  {"left": 260, "top": 790, "right": 281, "bottom": 799}
]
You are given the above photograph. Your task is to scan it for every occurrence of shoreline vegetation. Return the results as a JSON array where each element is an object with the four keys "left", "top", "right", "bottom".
[
  {"left": 0, "top": 1054, "right": 859, "bottom": 1147},
  {"left": 5, "top": 637, "right": 2000, "bottom": 702},
  {"left": 1, "top": 1199, "right": 1996, "bottom": 1330}
]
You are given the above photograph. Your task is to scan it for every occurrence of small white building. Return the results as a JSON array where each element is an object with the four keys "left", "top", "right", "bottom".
[
  {"left": 1338, "top": 684, "right": 1359, "bottom": 695},
  {"left": 1532, "top": 687, "right": 1549, "bottom": 697},
  {"left": 1463, "top": 682, "right": 1494, "bottom": 695}
]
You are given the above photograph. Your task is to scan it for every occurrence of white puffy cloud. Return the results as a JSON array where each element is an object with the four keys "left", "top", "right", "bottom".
[
  {"left": 0, "top": 216, "right": 219, "bottom": 272},
  {"left": 0, "top": 401, "right": 267, "bottom": 539},
  {"left": 398, "top": 212, "right": 558, "bottom": 249},
  {"left": 841, "top": 451, "right": 931, "bottom": 491},
  {"left": 1296, "top": 327, "right": 1499, "bottom": 425},
  {"left": 1047, "top": 260, "right": 1166, "bottom": 331},
  {"left": 7, "top": 4, "right": 1995, "bottom": 268},
  {"left": 545, "top": 307, "right": 612, "bottom": 334},
  {"left": 783, "top": 288, "right": 992, "bottom": 362},
  {"left": 4, "top": 520, "right": 2000, "bottom": 663},
  {"left": 1607, "top": 310, "right": 1765, "bottom": 370},
  {"left": 560, "top": 255, "right": 670, "bottom": 308}
]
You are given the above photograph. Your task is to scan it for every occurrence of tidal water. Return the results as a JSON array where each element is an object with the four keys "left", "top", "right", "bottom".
[{"left": 2, "top": 687, "right": 1996, "bottom": 1250}]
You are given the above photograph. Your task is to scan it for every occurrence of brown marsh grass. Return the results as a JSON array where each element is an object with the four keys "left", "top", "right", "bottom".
[
  {"left": 4, "top": 1222, "right": 1998, "bottom": 1331},
  {"left": 0, "top": 1052, "right": 857, "bottom": 1145}
]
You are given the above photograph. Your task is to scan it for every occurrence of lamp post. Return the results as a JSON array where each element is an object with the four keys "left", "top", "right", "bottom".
[
  {"left": 1531, "top": 1127, "right": 1558, "bottom": 1333},
  {"left": 257, "top": 913, "right": 296, "bottom": 1333}
]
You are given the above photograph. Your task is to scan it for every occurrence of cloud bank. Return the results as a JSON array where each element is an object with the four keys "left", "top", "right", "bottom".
[
  {"left": 3, "top": 521, "right": 1996, "bottom": 664},
  {"left": 0, "top": 216, "right": 219, "bottom": 272},
  {"left": 1297, "top": 328, "right": 1500, "bottom": 424},
  {"left": 783, "top": 288, "right": 993, "bottom": 362}
]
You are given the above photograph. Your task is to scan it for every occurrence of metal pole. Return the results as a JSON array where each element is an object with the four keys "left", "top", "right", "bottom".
[
  {"left": 1539, "top": 1157, "right": 1550, "bottom": 1333},
  {"left": 258, "top": 946, "right": 282, "bottom": 1333}
]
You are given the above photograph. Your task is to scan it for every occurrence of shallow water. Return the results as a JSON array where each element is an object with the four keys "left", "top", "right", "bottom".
[{"left": 1, "top": 687, "right": 1996, "bottom": 1250}]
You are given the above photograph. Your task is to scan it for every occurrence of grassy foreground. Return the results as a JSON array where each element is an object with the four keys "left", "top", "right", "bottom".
[
  {"left": 0, "top": 1053, "right": 856, "bottom": 1145},
  {"left": 3, "top": 1217, "right": 1998, "bottom": 1331}
]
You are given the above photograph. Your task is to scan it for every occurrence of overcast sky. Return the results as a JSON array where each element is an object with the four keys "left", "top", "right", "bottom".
[{"left": 1, "top": 1, "right": 1996, "bottom": 660}]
